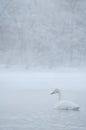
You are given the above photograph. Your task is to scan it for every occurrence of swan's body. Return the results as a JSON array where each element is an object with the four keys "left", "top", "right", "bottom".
[
  {"left": 51, "top": 89, "right": 80, "bottom": 111},
  {"left": 54, "top": 100, "right": 80, "bottom": 110}
]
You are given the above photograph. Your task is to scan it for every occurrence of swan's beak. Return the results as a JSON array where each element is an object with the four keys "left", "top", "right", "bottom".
[
  {"left": 50, "top": 89, "right": 60, "bottom": 95},
  {"left": 50, "top": 91, "right": 55, "bottom": 95}
]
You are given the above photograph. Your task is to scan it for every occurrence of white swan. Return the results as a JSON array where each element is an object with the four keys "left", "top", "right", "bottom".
[{"left": 51, "top": 89, "right": 80, "bottom": 110}]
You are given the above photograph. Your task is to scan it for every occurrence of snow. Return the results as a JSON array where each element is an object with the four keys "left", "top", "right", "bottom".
[{"left": 0, "top": 0, "right": 86, "bottom": 68}]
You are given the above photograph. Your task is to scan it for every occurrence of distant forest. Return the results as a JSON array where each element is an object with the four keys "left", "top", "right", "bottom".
[{"left": 0, "top": 0, "right": 86, "bottom": 68}]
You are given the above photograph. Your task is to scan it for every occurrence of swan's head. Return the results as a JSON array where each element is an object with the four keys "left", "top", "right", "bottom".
[{"left": 51, "top": 88, "right": 60, "bottom": 95}]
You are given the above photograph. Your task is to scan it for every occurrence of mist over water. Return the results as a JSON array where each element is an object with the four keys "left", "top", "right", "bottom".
[
  {"left": 0, "top": 0, "right": 86, "bottom": 130},
  {"left": 0, "top": 86, "right": 86, "bottom": 130},
  {"left": 0, "top": 68, "right": 86, "bottom": 91}
]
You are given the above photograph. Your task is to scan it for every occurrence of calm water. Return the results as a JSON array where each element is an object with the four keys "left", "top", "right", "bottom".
[{"left": 0, "top": 88, "right": 86, "bottom": 130}]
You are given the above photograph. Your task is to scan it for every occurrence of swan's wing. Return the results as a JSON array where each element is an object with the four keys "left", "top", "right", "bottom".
[{"left": 54, "top": 100, "right": 80, "bottom": 110}]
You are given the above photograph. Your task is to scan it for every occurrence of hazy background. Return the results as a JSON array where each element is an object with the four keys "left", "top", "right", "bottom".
[
  {"left": 0, "top": 0, "right": 86, "bottom": 69},
  {"left": 0, "top": 0, "right": 86, "bottom": 91},
  {"left": 0, "top": 2, "right": 86, "bottom": 130}
]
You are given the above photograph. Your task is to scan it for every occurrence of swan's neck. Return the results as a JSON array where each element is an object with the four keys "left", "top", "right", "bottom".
[{"left": 58, "top": 92, "right": 61, "bottom": 101}]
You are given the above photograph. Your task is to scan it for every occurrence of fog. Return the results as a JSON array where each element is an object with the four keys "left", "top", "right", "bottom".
[
  {"left": 0, "top": 0, "right": 86, "bottom": 68},
  {"left": 0, "top": 2, "right": 86, "bottom": 130},
  {"left": 0, "top": 68, "right": 86, "bottom": 91},
  {"left": 0, "top": 0, "right": 86, "bottom": 90}
]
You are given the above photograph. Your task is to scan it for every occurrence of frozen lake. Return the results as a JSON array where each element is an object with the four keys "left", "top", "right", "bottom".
[{"left": 0, "top": 69, "right": 86, "bottom": 130}]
